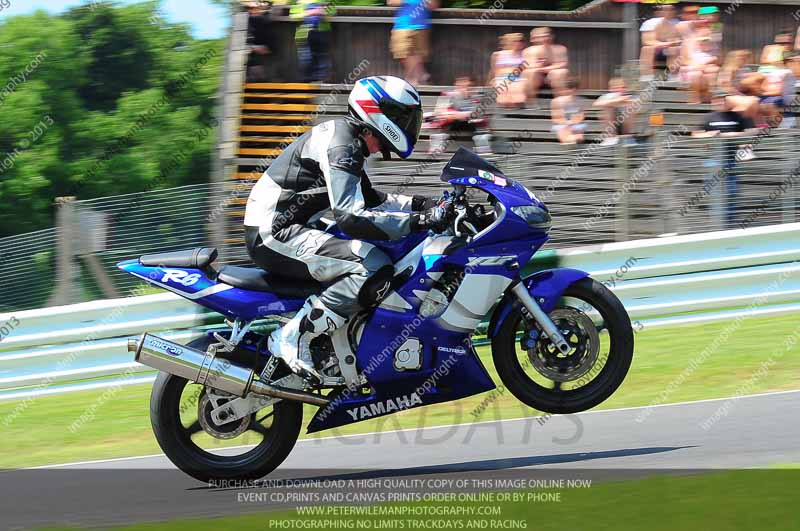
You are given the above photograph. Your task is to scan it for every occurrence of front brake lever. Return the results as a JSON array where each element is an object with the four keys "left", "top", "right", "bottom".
[{"left": 453, "top": 207, "right": 467, "bottom": 238}]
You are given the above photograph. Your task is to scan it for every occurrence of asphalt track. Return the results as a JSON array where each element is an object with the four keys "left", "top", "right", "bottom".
[{"left": 3, "top": 390, "right": 800, "bottom": 530}]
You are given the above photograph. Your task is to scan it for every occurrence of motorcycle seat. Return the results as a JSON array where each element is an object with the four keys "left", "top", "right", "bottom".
[
  {"left": 217, "top": 265, "right": 322, "bottom": 298},
  {"left": 140, "top": 247, "right": 218, "bottom": 269}
]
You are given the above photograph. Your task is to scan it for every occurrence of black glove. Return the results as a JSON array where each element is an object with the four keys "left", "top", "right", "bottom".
[
  {"left": 412, "top": 202, "right": 454, "bottom": 233},
  {"left": 412, "top": 195, "right": 439, "bottom": 212}
]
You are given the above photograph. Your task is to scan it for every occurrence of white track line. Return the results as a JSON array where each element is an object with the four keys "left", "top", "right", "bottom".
[{"left": 32, "top": 389, "right": 800, "bottom": 470}]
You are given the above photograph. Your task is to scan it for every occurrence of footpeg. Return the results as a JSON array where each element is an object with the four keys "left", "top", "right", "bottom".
[{"left": 287, "top": 360, "right": 324, "bottom": 386}]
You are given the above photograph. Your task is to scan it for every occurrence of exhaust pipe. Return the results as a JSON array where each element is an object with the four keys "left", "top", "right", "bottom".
[{"left": 128, "top": 333, "right": 330, "bottom": 407}]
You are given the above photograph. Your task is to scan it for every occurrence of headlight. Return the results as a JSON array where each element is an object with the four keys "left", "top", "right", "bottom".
[{"left": 511, "top": 205, "right": 552, "bottom": 232}]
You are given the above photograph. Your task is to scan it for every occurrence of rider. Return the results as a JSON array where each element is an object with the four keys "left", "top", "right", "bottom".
[{"left": 244, "top": 76, "right": 450, "bottom": 382}]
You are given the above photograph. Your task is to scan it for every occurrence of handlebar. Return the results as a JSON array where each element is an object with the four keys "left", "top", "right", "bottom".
[{"left": 432, "top": 190, "right": 479, "bottom": 237}]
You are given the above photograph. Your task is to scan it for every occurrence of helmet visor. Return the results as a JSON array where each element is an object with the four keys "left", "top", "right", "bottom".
[{"left": 379, "top": 99, "right": 423, "bottom": 148}]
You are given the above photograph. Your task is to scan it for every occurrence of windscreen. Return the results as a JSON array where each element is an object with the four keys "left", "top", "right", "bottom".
[{"left": 440, "top": 147, "right": 507, "bottom": 183}]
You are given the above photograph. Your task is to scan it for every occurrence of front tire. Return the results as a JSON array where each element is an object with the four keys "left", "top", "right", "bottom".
[
  {"left": 492, "top": 277, "right": 633, "bottom": 414},
  {"left": 150, "top": 337, "right": 303, "bottom": 482}
]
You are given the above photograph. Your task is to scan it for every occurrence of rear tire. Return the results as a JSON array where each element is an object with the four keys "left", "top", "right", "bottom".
[
  {"left": 150, "top": 337, "right": 303, "bottom": 483},
  {"left": 492, "top": 278, "right": 633, "bottom": 414}
]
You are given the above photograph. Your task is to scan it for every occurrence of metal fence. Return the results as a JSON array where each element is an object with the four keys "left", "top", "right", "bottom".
[
  {"left": 0, "top": 229, "right": 58, "bottom": 312},
  {"left": 3, "top": 131, "right": 800, "bottom": 311},
  {"left": 1, "top": 184, "right": 241, "bottom": 312},
  {"left": 69, "top": 184, "right": 233, "bottom": 296}
]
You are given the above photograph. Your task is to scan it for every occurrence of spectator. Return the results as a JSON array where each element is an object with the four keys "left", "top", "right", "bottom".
[
  {"left": 676, "top": 5, "right": 699, "bottom": 68},
  {"left": 719, "top": 52, "right": 760, "bottom": 124},
  {"left": 639, "top": 4, "right": 681, "bottom": 81},
  {"left": 696, "top": 6, "right": 723, "bottom": 59},
  {"left": 550, "top": 77, "right": 586, "bottom": 144},
  {"left": 245, "top": 1, "right": 277, "bottom": 82},
  {"left": 759, "top": 59, "right": 796, "bottom": 129},
  {"left": 424, "top": 75, "right": 492, "bottom": 155},
  {"left": 788, "top": 54, "right": 800, "bottom": 96},
  {"left": 676, "top": 5, "right": 699, "bottom": 39},
  {"left": 522, "top": 27, "right": 569, "bottom": 106},
  {"left": 788, "top": 27, "right": 800, "bottom": 80},
  {"left": 727, "top": 72, "right": 765, "bottom": 125},
  {"left": 718, "top": 50, "right": 755, "bottom": 94},
  {"left": 692, "top": 92, "right": 758, "bottom": 227},
  {"left": 488, "top": 33, "right": 528, "bottom": 109},
  {"left": 758, "top": 31, "right": 797, "bottom": 127},
  {"left": 388, "top": 0, "right": 439, "bottom": 86},
  {"left": 593, "top": 77, "right": 635, "bottom": 146},
  {"left": 692, "top": 92, "right": 757, "bottom": 138},
  {"left": 681, "top": 36, "right": 719, "bottom": 103},
  {"left": 291, "top": 0, "right": 334, "bottom": 83},
  {"left": 761, "top": 29, "right": 794, "bottom": 66}
]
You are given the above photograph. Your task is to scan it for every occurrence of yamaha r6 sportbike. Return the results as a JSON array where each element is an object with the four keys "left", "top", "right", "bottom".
[{"left": 120, "top": 148, "right": 634, "bottom": 482}]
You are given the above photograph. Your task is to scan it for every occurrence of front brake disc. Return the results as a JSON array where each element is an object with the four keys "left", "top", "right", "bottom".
[{"left": 526, "top": 307, "right": 600, "bottom": 382}]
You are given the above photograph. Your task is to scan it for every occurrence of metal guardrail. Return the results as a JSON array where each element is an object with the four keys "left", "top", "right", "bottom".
[{"left": 1, "top": 222, "right": 799, "bottom": 401}]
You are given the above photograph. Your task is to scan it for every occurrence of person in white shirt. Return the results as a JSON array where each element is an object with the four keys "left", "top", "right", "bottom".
[
  {"left": 639, "top": 4, "right": 681, "bottom": 81},
  {"left": 551, "top": 77, "right": 586, "bottom": 144}
]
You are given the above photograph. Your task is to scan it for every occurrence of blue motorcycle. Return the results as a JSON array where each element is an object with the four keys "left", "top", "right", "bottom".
[{"left": 120, "top": 149, "right": 633, "bottom": 481}]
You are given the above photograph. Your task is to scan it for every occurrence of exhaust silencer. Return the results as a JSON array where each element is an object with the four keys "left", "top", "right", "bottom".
[{"left": 129, "top": 333, "right": 330, "bottom": 406}]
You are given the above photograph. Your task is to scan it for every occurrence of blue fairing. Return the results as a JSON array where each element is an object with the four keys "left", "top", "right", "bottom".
[
  {"left": 307, "top": 309, "right": 495, "bottom": 433},
  {"left": 488, "top": 267, "right": 590, "bottom": 338},
  {"left": 326, "top": 227, "right": 428, "bottom": 263},
  {"left": 117, "top": 260, "right": 305, "bottom": 320},
  {"left": 368, "top": 232, "right": 429, "bottom": 262}
]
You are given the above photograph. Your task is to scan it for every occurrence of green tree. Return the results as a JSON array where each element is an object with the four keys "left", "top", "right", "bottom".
[{"left": 0, "top": 1, "right": 223, "bottom": 237}]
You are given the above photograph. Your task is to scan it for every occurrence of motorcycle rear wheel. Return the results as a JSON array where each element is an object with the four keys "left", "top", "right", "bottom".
[
  {"left": 492, "top": 277, "right": 634, "bottom": 414},
  {"left": 150, "top": 337, "right": 303, "bottom": 482}
]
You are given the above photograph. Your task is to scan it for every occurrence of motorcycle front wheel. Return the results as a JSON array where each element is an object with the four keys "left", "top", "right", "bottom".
[
  {"left": 492, "top": 277, "right": 634, "bottom": 414},
  {"left": 150, "top": 337, "right": 303, "bottom": 483}
]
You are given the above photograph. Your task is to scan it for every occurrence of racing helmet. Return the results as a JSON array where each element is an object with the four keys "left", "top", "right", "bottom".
[{"left": 348, "top": 76, "right": 423, "bottom": 159}]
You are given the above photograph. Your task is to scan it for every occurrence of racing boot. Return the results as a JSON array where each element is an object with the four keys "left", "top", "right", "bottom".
[{"left": 268, "top": 295, "right": 346, "bottom": 384}]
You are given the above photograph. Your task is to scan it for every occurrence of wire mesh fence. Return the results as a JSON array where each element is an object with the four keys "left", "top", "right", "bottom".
[
  {"left": 3, "top": 131, "right": 800, "bottom": 312},
  {"left": 68, "top": 183, "right": 239, "bottom": 299},
  {"left": 0, "top": 228, "right": 59, "bottom": 312}
]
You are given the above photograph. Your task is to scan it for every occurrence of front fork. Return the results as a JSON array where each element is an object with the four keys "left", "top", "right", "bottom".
[{"left": 511, "top": 283, "right": 572, "bottom": 354}]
